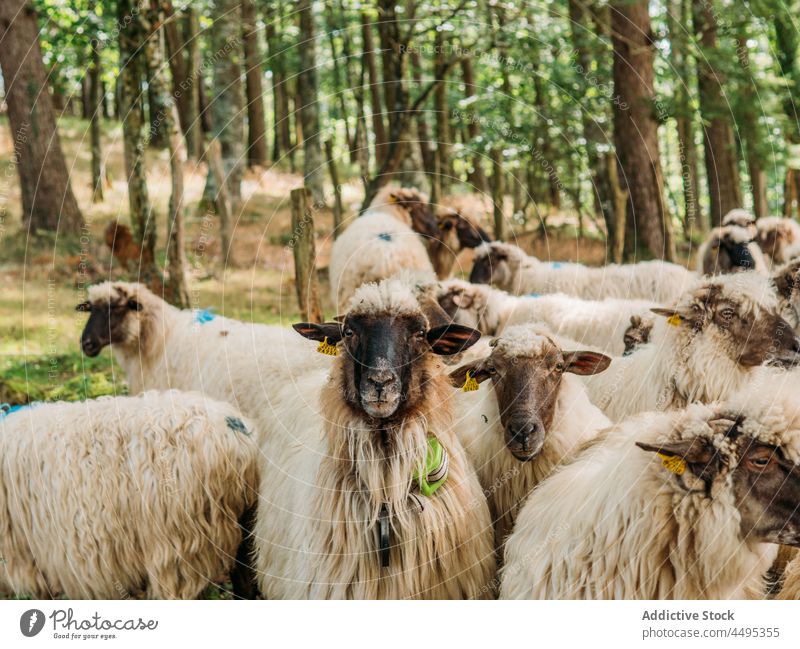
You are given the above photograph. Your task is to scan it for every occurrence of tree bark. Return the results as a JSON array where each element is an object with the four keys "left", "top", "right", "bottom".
[
  {"left": 89, "top": 24, "right": 104, "bottom": 203},
  {"left": 325, "top": 139, "right": 344, "bottom": 237},
  {"left": 611, "top": 1, "right": 675, "bottom": 261},
  {"left": 361, "top": 12, "right": 387, "bottom": 166},
  {"left": 297, "top": 0, "right": 325, "bottom": 204},
  {"left": 265, "top": 0, "right": 293, "bottom": 168},
  {"left": 491, "top": 148, "right": 506, "bottom": 240},
  {"left": 693, "top": 0, "right": 742, "bottom": 226},
  {"left": 242, "top": 0, "right": 269, "bottom": 167},
  {"left": 774, "top": 8, "right": 800, "bottom": 218},
  {"left": 118, "top": 0, "right": 160, "bottom": 286},
  {"left": 323, "top": 2, "right": 353, "bottom": 152},
  {"left": 434, "top": 27, "right": 453, "bottom": 190},
  {"left": 0, "top": 0, "right": 83, "bottom": 233},
  {"left": 460, "top": 56, "right": 487, "bottom": 192},
  {"left": 142, "top": 3, "right": 189, "bottom": 307},
  {"left": 290, "top": 188, "right": 323, "bottom": 323}
]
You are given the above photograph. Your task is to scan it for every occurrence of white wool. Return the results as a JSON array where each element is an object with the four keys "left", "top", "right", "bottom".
[
  {"left": 501, "top": 399, "right": 795, "bottom": 599},
  {"left": 438, "top": 278, "right": 658, "bottom": 355},
  {"left": 453, "top": 326, "right": 611, "bottom": 541},
  {"left": 581, "top": 272, "right": 780, "bottom": 422},
  {"left": 0, "top": 390, "right": 259, "bottom": 599},
  {"left": 473, "top": 241, "right": 696, "bottom": 302},
  {"left": 329, "top": 201, "right": 434, "bottom": 314},
  {"left": 84, "top": 281, "right": 328, "bottom": 445}
]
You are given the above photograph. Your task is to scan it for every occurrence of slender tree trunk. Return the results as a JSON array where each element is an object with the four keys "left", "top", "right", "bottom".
[
  {"left": 491, "top": 148, "right": 506, "bottom": 240},
  {"left": 434, "top": 28, "right": 453, "bottom": 190},
  {"left": 775, "top": 7, "right": 800, "bottom": 218},
  {"left": 461, "top": 56, "right": 487, "bottom": 193},
  {"left": 118, "top": 0, "right": 159, "bottom": 286},
  {"left": 362, "top": 12, "right": 387, "bottom": 166},
  {"left": 410, "top": 50, "right": 437, "bottom": 197},
  {"left": 207, "top": 0, "right": 244, "bottom": 208},
  {"left": 297, "top": 0, "right": 325, "bottom": 203},
  {"left": 141, "top": 3, "right": 189, "bottom": 306},
  {"left": 0, "top": 0, "right": 83, "bottom": 233},
  {"left": 324, "top": 3, "right": 353, "bottom": 151},
  {"left": 89, "top": 25, "right": 104, "bottom": 203},
  {"left": 265, "top": 0, "right": 293, "bottom": 169},
  {"left": 145, "top": 43, "right": 169, "bottom": 149},
  {"left": 693, "top": 0, "right": 742, "bottom": 226},
  {"left": 242, "top": 0, "right": 268, "bottom": 167},
  {"left": 611, "top": 1, "right": 675, "bottom": 261},
  {"left": 183, "top": 8, "right": 202, "bottom": 159}
]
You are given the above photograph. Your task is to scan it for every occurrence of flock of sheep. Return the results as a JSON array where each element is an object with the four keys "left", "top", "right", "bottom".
[{"left": 2, "top": 186, "right": 800, "bottom": 600}]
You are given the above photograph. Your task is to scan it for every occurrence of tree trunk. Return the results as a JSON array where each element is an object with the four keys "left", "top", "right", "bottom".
[
  {"left": 461, "top": 57, "right": 487, "bottom": 193},
  {"left": 611, "top": 1, "right": 675, "bottom": 261},
  {"left": 669, "top": 0, "right": 704, "bottom": 234},
  {"left": 434, "top": 28, "right": 453, "bottom": 190},
  {"left": 265, "top": 0, "right": 293, "bottom": 169},
  {"left": 324, "top": 3, "right": 353, "bottom": 152},
  {"left": 242, "top": 0, "right": 268, "bottom": 168},
  {"left": 118, "top": 0, "right": 159, "bottom": 286},
  {"left": 362, "top": 12, "right": 387, "bottom": 166},
  {"left": 142, "top": 3, "right": 189, "bottom": 307},
  {"left": 491, "top": 148, "right": 506, "bottom": 240},
  {"left": 774, "top": 9, "right": 800, "bottom": 218},
  {"left": 325, "top": 139, "right": 344, "bottom": 237},
  {"left": 290, "top": 188, "right": 324, "bottom": 323},
  {"left": 207, "top": 0, "right": 244, "bottom": 208},
  {"left": 297, "top": 0, "right": 325, "bottom": 204},
  {"left": 145, "top": 41, "right": 169, "bottom": 149},
  {"left": 0, "top": 0, "right": 83, "bottom": 233},
  {"left": 89, "top": 23, "right": 104, "bottom": 203},
  {"left": 410, "top": 50, "right": 437, "bottom": 197},
  {"left": 693, "top": 0, "right": 742, "bottom": 226}
]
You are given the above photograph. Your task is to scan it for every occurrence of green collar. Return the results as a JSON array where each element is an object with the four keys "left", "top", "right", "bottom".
[{"left": 413, "top": 435, "right": 449, "bottom": 497}]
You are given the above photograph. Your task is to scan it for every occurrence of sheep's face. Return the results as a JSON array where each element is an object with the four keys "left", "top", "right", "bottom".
[
  {"left": 294, "top": 316, "right": 481, "bottom": 421},
  {"left": 623, "top": 315, "right": 654, "bottom": 356},
  {"left": 436, "top": 284, "right": 485, "bottom": 332},
  {"left": 470, "top": 246, "right": 511, "bottom": 287},
  {"left": 651, "top": 281, "right": 800, "bottom": 368},
  {"left": 77, "top": 289, "right": 143, "bottom": 357},
  {"left": 436, "top": 208, "right": 490, "bottom": 250},
  {"left": 757, "top": 222, "right": 795, "bottom": 265},
  {"left": 703, "top": 229, "right": 758, "bottom": 275},
  {"left": 449, "top": 333, "right": 610, "bottom": 461},
  {"left": 390, "top": 189, "right": 438, "bottom": 239},
  {"left": 638, "top": 416, "right": 800, "bottom": 547},
  {"left": 773, "top": 259, "right": 800, "bottom": 325}
]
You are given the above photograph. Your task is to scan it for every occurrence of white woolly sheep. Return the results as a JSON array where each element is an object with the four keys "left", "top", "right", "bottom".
[
  {"left": 470, "top": 241, "right": 696, "bottom": 303},
  {"left": 328, "top": 185, "right": 439, "bottom": 313},
  {"left": 447, "top": 325, "right": 611, "bottom": 544},
  {"left": 581, "top": 272, "right": 800, "bottom": 422},
  {"left": 252, "top": 279, "right": 496, "bottom": 599},
  {"left": 697, "top": 224, "right": 768, "bottom": 276},
  {"left": 722, "top": 208, "right": 757, "bottom": 230},
  {"left": 436, "top": 278, "right": 660, "bottom": 356},
  {"left": 0, "top": 390, "right": 259, "bottom": 599},
  {"left": 501, "top": 377, "right": 800, "bottom": 599},
  {"left": 755, "top": 216, "right": 800, "bottom": 269},
  {"left": 78, "top": 281, "right": 328, "bottom": 445}
]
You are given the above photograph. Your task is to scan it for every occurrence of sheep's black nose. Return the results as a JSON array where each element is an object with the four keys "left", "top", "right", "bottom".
[
  {"left": 367, "top": 370, "right": 395, "bottom": 395},
  {"left": 508, "top": 420, "right": 540, "bottom": 448}
]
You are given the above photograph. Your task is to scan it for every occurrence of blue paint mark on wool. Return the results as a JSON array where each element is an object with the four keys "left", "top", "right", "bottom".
[
  {"left": 527, "top": 293, "right": 541, "bottom": 298},
  {"left": 193, "top": 308, "right": 216, "bottom": 324},
  {"left": 225, "top": 416, "right": 251, "bottom": 436},
  {"left": 0, "top": 403, "right": 39, "bottom": 421},
  {"left": 377, "top": 232, "right": 393, "bottom": 242},
  {"left": 550, "top": 261, "right": 563, "bottom": 269}
]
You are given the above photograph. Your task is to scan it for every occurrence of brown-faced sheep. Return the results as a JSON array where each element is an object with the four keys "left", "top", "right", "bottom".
[
  {"left": 755, "top": 216, "right": 800, "bottom": 269},
  {"left": 502, "top": 378, "right": 800, "bottom": 599},
  {"left": 252, "top": 279, "right": 496, "bottom": 599},
  {"left": 426, "top": 206, "right": 490, "bottom": 279},
  {"left": 0, "top": 391, "right": 259, "bottom": 599},
  {"left": 470, "top": 241, "right": 696, "bottom": 302}
]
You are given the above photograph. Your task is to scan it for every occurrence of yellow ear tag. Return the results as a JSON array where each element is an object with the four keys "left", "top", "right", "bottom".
[
  {"left": 657, "top": 452, "right": 686, "bottom": 475},
  {"left": 317, "top": 337, "right": 339, "bottom": 356},
  {"left": 667, "top": 314, "right": 683, "bottom": 327},
  {"left": 462, "top": 370, "right": 480, "bottom": 392}
]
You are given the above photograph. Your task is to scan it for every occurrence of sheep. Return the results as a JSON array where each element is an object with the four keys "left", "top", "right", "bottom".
[
  {"left": 252, "top": 279, "right": 496, "bottom": 599},
  {"left": 470, "top": 241, "right": 696, "bottom": 303},
  {"left": 755, "top": 216, "right": 800, "bottom": 269},
  {"left": 722, "top": 207, "right": 757, "bottom": 230},
  {"left": 777, "top": 551, "right": 800, "bottom": 599},
  {"left": 502, "top": 373, "right": 800, "bottom": 599},
  {"left": 435, "top": 278, "right": 659, "bottom": 356},
  {"left": 581, "top": 272, "right": 800, "bottom": 422},
  {"left": 104, "top": 219, "right": 141, "bottom": 272},
  {"left": 446, "top": 325, "right": 611, "bottom": 545},
  {"left": 77, "top": 281, "right": 329, "bottom": 445},
  {"left": 427, "top": 206, "right": 490, "bottom": 279},
  {"left": 623, "top": 314, "right": 656, "bottom": 355},
  {"left": 697, "top": 224, "right": 768, "bottom": 276},
  {"left": 328, "top": 185, "right": 440, "bottom": 314},
  {"left": 0, "top": 390, "right": 259, "bottom": 599},
  {"left": 773, "top": 258, "right": 800, "bottom": 331}
]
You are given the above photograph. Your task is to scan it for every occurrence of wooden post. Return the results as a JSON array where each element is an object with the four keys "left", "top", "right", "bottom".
[
  {"left": 325, "top": 139, "right": 344, "bottom": 237},
  {"left": 290, "top": 187, "right": 324, "bottom": 323}
]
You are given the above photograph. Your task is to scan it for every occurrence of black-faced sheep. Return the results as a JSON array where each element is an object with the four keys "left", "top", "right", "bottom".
[
  {"left": 470, "top": 241, "right": 696, "bottom": 303},
  {"left": 581, "top": 272, "right": 800, "bottom": 422},
  {"left": 251, "top": 279, "right": 496, "bottom": 599},
  {"left": 697, "top": 224, "right": 768, "bottom": 276},
  {"left": 427, "top": 206, "right": 490, "bottom": 279},
  {"left": 501, "top": 382, "right": 800, "bottom": 599},
  {"left": 447, "top": 325, "right": 611, "bottom": 544},
  {"left": 0, "top": 391, "right": 259, "bottom": 599},
  {"left": 436, "top": 278, "right": 659, "bottom": 356},
  {"left": 328, "top": 185, "right": 439, "bottom": 314}
]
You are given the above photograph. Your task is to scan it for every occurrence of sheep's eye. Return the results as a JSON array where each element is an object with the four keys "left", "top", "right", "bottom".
[
  {"left": 416, "top": 329, "right": 426, "bottom": 339},
  {"left": 487, "top": 366, "right": 497, "bottom": 375},
  {"left": 720, "top": 308, "right": 735, "bottom": 320},
  {"left": 555, "top": 362, "right": 564, "bottom": 372},
  {"left": 343, "top": 327, "right": 354, "bottom": 337},
  {"left": 746, "top": 456, "right": 772, "bottom": 470},
  {"left": 692, "top": 304, "right": 702, "bottom": 313}
]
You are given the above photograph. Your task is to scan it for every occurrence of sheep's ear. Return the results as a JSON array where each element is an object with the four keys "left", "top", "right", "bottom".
[
  {"left": 450, "top": 290, "right": 474, "bottom": 309},
  {"left": 562, "top": 351, "right": 611, "bottom": 375},
  {"left": 630, "top": 315, "right": 642, "bottom": 327},
  {"left": 448, "top": 361, "right": 491, "bottom": 388},
  {"left": 636, "top": 438, "right": 721, "bottom": 482},
  {"left": 292, "top": 322, "right": 343, "bottom": 344},
  {"left": 333, "top": 314, "right": 346, "bottom": 323},
  {"left": 75, "top": 301, "right": 92, "bottom": 312},
  {"left": 127, "top": 299, "right": 143, "bottom": 311},
  {"left": 651, "top": 307, "right": 694, "bottom": 327},
  {"left": 427, "top": 324, "right": 482, "bottom": 355}
]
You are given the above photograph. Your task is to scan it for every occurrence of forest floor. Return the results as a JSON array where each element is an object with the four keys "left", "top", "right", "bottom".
[{"left": 0, "top": 115, "right": 616, "bottom": 407}]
